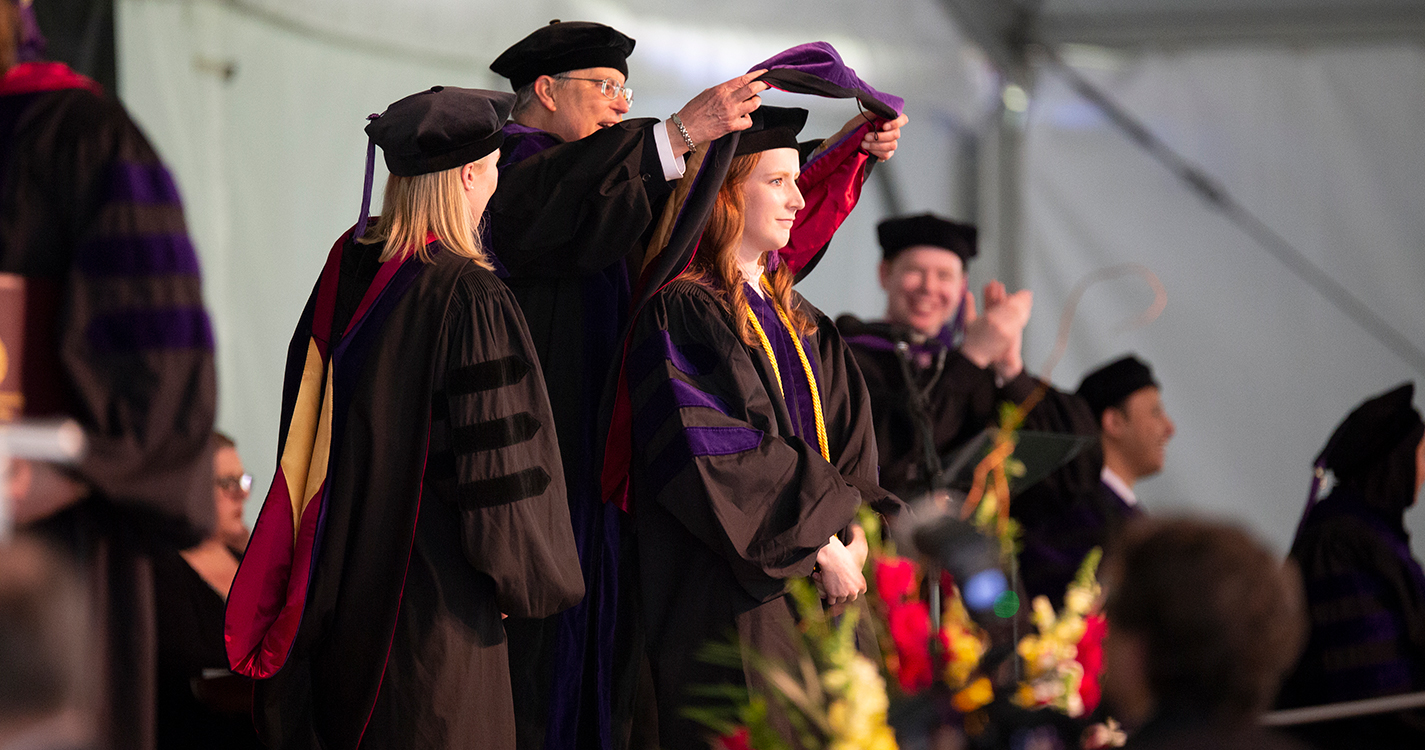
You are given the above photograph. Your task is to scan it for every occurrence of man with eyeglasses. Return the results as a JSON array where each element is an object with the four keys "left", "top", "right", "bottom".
[
  {"left": 486, "top": 22, "right": 905, "bottom": 750},
  {"left": 486, "top": 20, "right": 768, "bottom": 750}
]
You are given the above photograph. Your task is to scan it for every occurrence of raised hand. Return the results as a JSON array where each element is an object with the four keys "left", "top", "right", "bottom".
[
  {"left": 668, "top": 70, "right": 769, "bottom": 155},
  {"left": 960, "top": 281, "right": 1032, "bottom": 377},
  {"left": 860, "top": 113, "right": 909, "bottom": 161}
]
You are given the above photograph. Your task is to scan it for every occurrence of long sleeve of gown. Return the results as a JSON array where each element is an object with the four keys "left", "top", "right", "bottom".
[
  {"left": 1287, "top": 516, "right": 1425, "bottom": 703},
  {"left": 438, "top": 271, "right": 585, "bottom": 618},
  {"left": 488, "top": 118, "right": 672, "bottom": 276},
  {"left": 628, "top": 283, "right": 867, "bottom": 601},
  {"left": 10, "top": 88, "right": 216, "bottom": 535}
]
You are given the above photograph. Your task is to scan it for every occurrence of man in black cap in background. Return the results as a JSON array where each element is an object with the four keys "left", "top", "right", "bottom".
[
  {"left": 1075, "top": 355, "right": 1175, "bottom": 513},
  {"left": 1277, "top": 382, "right": 1425, "bottom": 749},
  {"left": 1014, "top": 355, "right": 1175, "bottom": 605},
  {"left": 486, "top": 21, "right": 905, "bottom": 750},
  {"left": 836, "top": 213, "right": 1039, "bottom": 501},
  {"left": 838, "top": 213, "right": 1107, "bottom": 607}
]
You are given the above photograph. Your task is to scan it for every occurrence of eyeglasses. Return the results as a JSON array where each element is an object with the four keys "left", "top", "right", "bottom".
[
  {"left": 557, "top": 76, "right": 633, "bottom": 105},
  {"left": 216, "top": 473, "right": 253, "bottom": 495}
]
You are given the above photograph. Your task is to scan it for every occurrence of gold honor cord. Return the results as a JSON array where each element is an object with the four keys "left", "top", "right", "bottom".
[{"left": 745, "top": 300, "right": 830, "bottom": 462}]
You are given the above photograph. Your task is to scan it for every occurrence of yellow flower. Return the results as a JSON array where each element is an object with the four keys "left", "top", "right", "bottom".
[{"left": 951, "top": 677, "right": 994, "bottom": 713}]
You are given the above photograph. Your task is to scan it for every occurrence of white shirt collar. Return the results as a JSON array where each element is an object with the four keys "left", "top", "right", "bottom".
[{"left": 1101, "top": 466, "right": 1138, "bottom": 506}]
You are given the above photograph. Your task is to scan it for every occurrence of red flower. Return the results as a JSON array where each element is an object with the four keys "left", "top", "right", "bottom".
[
  {"left": 1077, "top": 613, "right": 1108, "bottom": 714},
  {"left": 715, "top": 727, "right": 752, "bottom": 750},
  {"left": 874, "top": 557, "right": 918, "bottom": 606},
  {"left": 888, "top": 600, "right": 933, "bottom": 692}
]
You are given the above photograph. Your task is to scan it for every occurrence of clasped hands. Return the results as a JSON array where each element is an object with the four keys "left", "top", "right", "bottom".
[{"left": 813, "top": 524, "right": 868, "bottom": 605}]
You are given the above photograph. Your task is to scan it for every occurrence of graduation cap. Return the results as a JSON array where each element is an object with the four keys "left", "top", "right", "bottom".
[
  {"left": 490, "top": 20, "right": 636, "bottom": 90},
  {"left": 940, "top": 428, "right": 1096, "bottom": 496},
  {"left": 352, "top": 86, "right": 514, "bottom": 240},
  {"left": 1076, "top": 355, "right": 1158, "bottom": 420},
  {"left": 1316, "top": 382, "right": 1423, "bottom": 480},
  {"left": 366, "top": 86, "right": 513, "bottom": 177},
  {"left": 733, "top": 106, "right": 808, "bottom": 157},
  {"left": 877, "top": 213, "right": 978, "bottom": 264}
]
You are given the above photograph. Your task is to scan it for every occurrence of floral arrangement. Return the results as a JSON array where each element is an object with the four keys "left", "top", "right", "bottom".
[
  {"left": 1014, "top": 548, "right": 1104, "bottom": 718},
  {"left": 690, "top": 578, "right": 898, "bottom": 750}
]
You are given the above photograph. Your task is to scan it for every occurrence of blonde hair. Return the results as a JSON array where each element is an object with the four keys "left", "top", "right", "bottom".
[
  {"left": 359, "top": 165, "right": 493, "bottom": 269},
  {"left": 678, "top": 152, "right": 815, "bottom": 347}
]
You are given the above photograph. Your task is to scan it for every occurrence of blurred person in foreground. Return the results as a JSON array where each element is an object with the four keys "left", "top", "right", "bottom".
[
  {"left": 0, "top": 2, "right": 218, "bottom": 748},
  {"left": 1101, "top": 517, "right": 1306, "bottom": 750},
  {"left": 151, "top": 432, "right": 259, "bottom": 749},
  {"left": 224, "top": 86, "right": 583, "bottom": 750},
  {"left": 0, "top": 540, "right": 92, "bottom": 750},
  {"left": 1276, "top": 382, "right": 1425, "bottom": 748}
]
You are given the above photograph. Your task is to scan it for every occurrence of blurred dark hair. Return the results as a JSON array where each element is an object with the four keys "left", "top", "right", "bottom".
[
  {"left": 1104, "top": 517, "right": 1306, "bottom": 723},
  {"left": 213, "top": 431, "right": 236, "bottom": 450},
  {"left": 0, "top": 538, "right": 90, "bottom": 722}
]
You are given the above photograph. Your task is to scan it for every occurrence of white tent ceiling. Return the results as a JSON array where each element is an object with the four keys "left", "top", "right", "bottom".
[{"left": 116, "top": 0, "right": 1425, "bottom": 555}]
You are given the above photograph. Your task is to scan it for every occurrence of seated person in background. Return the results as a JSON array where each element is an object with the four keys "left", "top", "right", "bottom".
[
  {"left": 836, "top": 213, "right": 1035, "bottom": 501},
  {"left": 836, "top": 214, "right": 1100, "bottom": 605},
  {"left": 1018, "top": 354, "right": 1177, "bottom": 604},
  {"left": 1075, "top": 355, "right": 1175, "bottom": 514},
  {"left": 151, "top": 432, "right": 259, "bottom": 749},
  {"left": 0, "top": 540, "right": 91, "bottom": 750},
  {"left": 179, "top": 432, "right": 250, "bottom": 596},
  {"left": 1277, "top": 382, "right": 1425, "bottom": 749},
  {"left": 1102, "top": 517, "right": 1306, "bottom": 750}
]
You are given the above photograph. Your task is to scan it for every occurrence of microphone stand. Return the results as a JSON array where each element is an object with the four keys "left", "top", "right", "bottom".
[{"left": 893, "top": 341, "right": 950, "bottom": 637}]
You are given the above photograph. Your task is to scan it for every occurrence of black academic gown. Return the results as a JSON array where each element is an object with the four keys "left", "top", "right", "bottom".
[
  {"left": 245, "top": 240, "right": 584, "bottom": 750},
  {"left": 1, "top": 62, "right": 217, "bottom": 750},
  {"left": 1278, "top": 483, "right": 1425, "bottom": 748},
  {"left": 835, "top": 317, "right": 1106, "bottom": 606},
  {"left": 630, "top": 281, "right": 897, "bottom": 750},
  {"left": 488, "top": 119, "right": 676, "bottom": 750}
]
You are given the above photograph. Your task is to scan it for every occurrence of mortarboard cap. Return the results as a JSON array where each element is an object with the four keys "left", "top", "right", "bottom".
[
  {"left": 734, "top": 106, "right": 807, "bottom": 157},
  {"left": 877, "top": 213, "right": 978, "bottom": 264},
  {"left": 490, "top": 20, "right": 635, "bottom": 91},
  {"left": 1316, "top": 382, "right": 1423, "bottom": 479},
  {"left": 365, "top": 86, "right": 513, "bottom": 177},
  {"left": 1076, "top": 355, "right": 1159, "bottom": 420}
]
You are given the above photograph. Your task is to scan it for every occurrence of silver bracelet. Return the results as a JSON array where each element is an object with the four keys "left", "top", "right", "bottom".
[{"left": 669, "top": 113, "right": 697, "bottom": 155}]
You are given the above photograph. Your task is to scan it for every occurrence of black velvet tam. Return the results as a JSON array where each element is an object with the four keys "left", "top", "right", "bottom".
[
  {"left": 366, "top": 86, "right": 514, "bottom": 177},
  {"left": 1075, "top": 354, "right": 1158, "bottom": 419},
  {"left": 734, "top": 106, "right": 807, "bottom": 157},
  {"left": 490, "top": 20, "right": 635, "bottom": 90},
  {"left": 876, "top": 213, "right": 978, "bottom": 263},
  {"left": 1318, "top": 382, "right": 1423, "bottom": 479}
]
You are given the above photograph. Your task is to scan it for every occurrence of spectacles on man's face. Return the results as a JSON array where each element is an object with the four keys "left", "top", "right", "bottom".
[
  {"left": 216, "top": 473, "right": 253, "bottom": 496},
  {"left": 558, "top": 76, "right": 633, "bottom": 105}
]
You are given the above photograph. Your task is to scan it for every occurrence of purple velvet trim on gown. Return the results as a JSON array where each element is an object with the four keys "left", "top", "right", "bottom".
[
  {"left": 750, "top": 41, "right": 905, "bottom": 115},
  {"left": 86, "top": 307, "right": 214, "bottom": 354},
  {"left": 745, "top": 286, "right": 822, "bottom": 448},
  {"left": 628, "top": 330, "right": 720, "bottom": 383}
]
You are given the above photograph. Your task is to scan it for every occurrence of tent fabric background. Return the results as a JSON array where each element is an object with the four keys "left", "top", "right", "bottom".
[{"left": 115, "top": 0, "right": 1425, "bottom": 556}]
